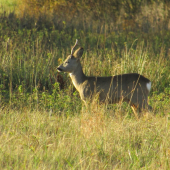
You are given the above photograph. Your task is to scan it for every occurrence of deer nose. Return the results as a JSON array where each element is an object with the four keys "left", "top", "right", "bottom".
[{"left": 57, "top": 67, "right": 62, "bottom": 72}]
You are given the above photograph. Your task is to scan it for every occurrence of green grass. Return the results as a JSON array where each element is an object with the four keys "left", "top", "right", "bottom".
[
  {"left": 0, "top": 0, "right": 19, "bottom": 13},
  {"left": 0, "top": 1, "right": 170, "bottom": 169}
]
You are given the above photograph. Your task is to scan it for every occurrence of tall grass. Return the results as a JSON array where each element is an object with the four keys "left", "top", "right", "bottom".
[{"left": 0, "top": 1, "right": 170, "bottom": 169}]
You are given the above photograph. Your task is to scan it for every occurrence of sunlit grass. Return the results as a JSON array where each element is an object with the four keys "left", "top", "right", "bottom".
[
  {"left": 0, "top": 106, "right": 170, "bottom": 169},
  {"left": 0, "top": 1, "right": 170, "bottom": 169},
  {"left": 0, "top": 43, "right": 169, "bottom": 168},
  {"left": 0, "top": 0, "right": 20, "bottom": 13}
]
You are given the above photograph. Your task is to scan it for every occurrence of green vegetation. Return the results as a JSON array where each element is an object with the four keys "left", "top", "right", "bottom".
[
  {"left": 0, "top": 0, "right": 170, "bottom": 169},
  {"left": 0, "top": 0, "right": 19, "bottom": 13}
]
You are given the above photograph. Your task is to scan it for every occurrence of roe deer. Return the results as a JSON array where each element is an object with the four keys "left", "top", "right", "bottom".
[{"left": 57, "top": 39, "right": 152, "bottom": 118}]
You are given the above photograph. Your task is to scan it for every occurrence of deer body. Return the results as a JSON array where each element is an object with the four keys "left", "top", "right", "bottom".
[{"left": 57, "top": 40, "right": 152, "bottom": 116}]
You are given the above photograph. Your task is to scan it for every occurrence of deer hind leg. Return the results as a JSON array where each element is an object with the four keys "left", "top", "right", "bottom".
[
  {"left": 126, "top": 98, "right": 140, "bottom": 119},
  {"left": 131, "top": 104, "right": 140, "bottom": 120}
]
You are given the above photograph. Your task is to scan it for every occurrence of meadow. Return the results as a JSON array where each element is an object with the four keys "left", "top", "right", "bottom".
[{"left": 0, "top": 0, "right": 170, "bottom": 169}]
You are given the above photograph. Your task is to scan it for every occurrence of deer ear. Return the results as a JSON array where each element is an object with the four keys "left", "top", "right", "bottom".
[{"left": 73, "top": 47, "right": 84, "bottom": 58}]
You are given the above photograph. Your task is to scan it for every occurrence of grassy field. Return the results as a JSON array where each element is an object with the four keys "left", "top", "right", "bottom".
[
  {"left": 0, "top": 0, "right": 170, "bottom": 169},
  {"left": 0, "top": 107, "right": 170, "bottom": 169}
]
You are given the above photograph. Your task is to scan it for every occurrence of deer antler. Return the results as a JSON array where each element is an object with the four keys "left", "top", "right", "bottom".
[{"left": 71, "top": 39, "right": 78, "bottom": 55}]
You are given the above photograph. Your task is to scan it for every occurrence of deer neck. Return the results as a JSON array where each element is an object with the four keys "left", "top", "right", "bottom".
[{"left": 69, "top": 64, "right": 86, "bottom": 92}]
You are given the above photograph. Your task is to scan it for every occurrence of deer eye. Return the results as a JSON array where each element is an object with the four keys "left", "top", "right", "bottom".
[{"left": 64, "top": 61, "right": 69, "bottom": 66}]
